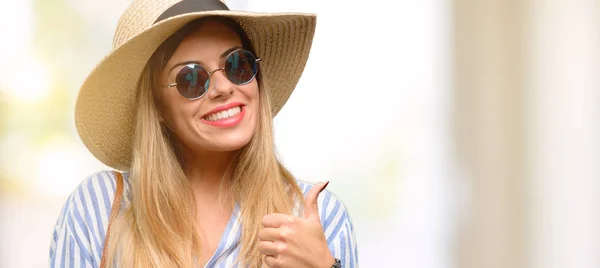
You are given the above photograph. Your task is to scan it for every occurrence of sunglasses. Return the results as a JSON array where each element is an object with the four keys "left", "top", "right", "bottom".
[{"left": 163, "top": 49, "right": 261, "bottom": 100}]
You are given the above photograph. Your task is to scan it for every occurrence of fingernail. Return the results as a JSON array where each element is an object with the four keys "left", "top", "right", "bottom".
[{"left": 320, "top": 181, "right": 330, "bottom": 193}]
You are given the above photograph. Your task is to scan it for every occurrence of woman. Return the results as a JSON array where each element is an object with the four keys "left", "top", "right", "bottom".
[{"left": 49, "top": 0, "right": 357, "bottom": 267}]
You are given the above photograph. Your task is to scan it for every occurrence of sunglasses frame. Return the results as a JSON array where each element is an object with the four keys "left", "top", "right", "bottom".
[{"left": 163, "top": 48, "right": 262, "bottom": 100}]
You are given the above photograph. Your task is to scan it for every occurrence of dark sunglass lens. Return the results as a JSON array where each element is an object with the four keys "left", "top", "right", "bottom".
[
  {"left": 225, "top": 50, "right": 258, "bottom": 85},
  {"left": 175, "top": 64, "right": 209, "bottom": 99}
]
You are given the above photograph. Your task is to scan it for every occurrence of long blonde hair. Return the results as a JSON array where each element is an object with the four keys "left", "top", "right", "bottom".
[{"left": 104, "top": 17, "right": 304, "bottom": 267}]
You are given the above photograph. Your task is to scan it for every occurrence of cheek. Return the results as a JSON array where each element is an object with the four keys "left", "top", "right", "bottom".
[
  {"left": 244, "top": 81, "right": 260, "bottom": 104},
  {"left": 159, "top": 90, "right": 199, "bottom": 128},
  {"left": 157, "top": 90, "right": 176, "bottom": 123},
  {"left": 246, "top": 84, "right": 260, "bottom": 121}
]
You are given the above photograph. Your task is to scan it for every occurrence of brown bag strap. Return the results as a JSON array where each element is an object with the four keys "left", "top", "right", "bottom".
[{"left": 100, "top": 171, "right": 124, "bottom": 268}]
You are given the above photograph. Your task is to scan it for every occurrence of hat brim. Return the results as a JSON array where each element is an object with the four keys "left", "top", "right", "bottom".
[{"left": 75, "top": 11, "right": 316, "bottom": 170}]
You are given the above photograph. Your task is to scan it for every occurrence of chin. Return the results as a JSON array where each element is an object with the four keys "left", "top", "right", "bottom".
[
  {"left": 212, "top": 141, "right": 249, "bottom": 152},
  {"left": 207, "top": 134, "right": 254, "bottom": 152}
]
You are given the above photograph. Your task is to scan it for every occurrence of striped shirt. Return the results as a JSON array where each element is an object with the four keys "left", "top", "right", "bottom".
[{"left": 49, "top": 171, "right": 358, "bottom": 267}]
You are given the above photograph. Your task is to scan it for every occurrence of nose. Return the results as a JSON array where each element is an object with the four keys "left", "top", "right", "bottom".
[{"left": 206, "top": 68, "right": 234, "bottom": 100}]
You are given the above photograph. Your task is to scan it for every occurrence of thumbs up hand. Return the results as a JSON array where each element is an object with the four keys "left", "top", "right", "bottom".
[{"left": 258, "top": 181, "right": 336, "bottom": 268}]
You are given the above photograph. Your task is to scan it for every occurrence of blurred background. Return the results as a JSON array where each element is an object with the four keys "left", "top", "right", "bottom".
[{"left": 0, "top": 0, "right": 598, "bottom": 267}]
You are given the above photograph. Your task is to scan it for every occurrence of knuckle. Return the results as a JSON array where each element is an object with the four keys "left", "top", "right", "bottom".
[
  {"left": 277, "top": 242, "right": 288, "bottom": 254},
  {"left": 279, "top": 228, "right": 294, "bottom": 241}
]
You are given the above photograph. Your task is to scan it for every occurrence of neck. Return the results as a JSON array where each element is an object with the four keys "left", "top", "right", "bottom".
[
  {"left": 181, "top": 148, "right": 236, "bottom": 230},
  {"left": 180, "top": 148, "right": 236, "bottom": 194}
]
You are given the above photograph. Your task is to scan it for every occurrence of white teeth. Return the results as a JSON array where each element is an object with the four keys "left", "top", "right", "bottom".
[{"left": 204, "top": 106, "right": 242, "bottom": 122}]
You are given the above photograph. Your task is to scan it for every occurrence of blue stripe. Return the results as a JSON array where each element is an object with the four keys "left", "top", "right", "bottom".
[
  {"left": 52, "top": 229, "right": 58, "bottom": 247},
  {"left": 328, "top": 234, "right": 337, "bottom": 261},
  {"left": 302, "top": 183, "right": 310, "bottom": 195},
  {"left": 50, "top": 230, "right": 56, "bottom": 258},
  {"left": 79, "top": 181, "right": 102, "bottom": 258},
  {"left": 60, "top": 228, "right": 69, "bottom": 266},
  {"left": 87, "top": 176, "right": 106, "bottom": 248},
  {"left": 326, "top": 211, "right": 347, "bottom": 242},
  {"left": 53, "top": 225, "right": 67, "bottom": 267},
  {"left": 69, "top": 205, "right": 93, "bottom": 262},
  {"left": 49, "top": 242, "right": 54, "bottom": 266},
  {"left": 218, "top": 255, "right": 227, "bottom": 268},
  {"left": 51, "top": 195, "right": 71, "bottom": 265},
  {"left": 80, "top": 248, "right": 86, "bottom": 268},
  {"left": 324, "top": 200, "right": 341, "bottom": 230},
  {"left": 353, "top": 243, "right": 359, "bottom": 266},
  {"left": 124, "top": 172, "right": 132, "bottom": 190},
  {"left": 354, "top": 242, "right": 359, "bottom": 265},
  {"left": 230, "top": 243, "right": 241, "bottom": 267},
  {"left": 320, "top": 191, "right": 331, "bottom": 224},
  {"left": 72, "top": 197, "right": 90, "bottom": 243},
  {"left": 218, "top": 225, "right": 242, "bottom": 268},
  {"left": 124, "top": 173, "right": 132, "bottom": 201},
  {"left": 339, "top": 228, "right": 347, "bottom": 268},
  {"left": 345, "top": 221, "right": 355, "bottom": 268},
  {"left": 98, "top": 175, "right": 112, "bottom": 239},
  {"left": 68, "top": 236, "right": 75, "bottom": 267}
]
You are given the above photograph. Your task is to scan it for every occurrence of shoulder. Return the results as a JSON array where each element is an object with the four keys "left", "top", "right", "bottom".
[
  {"left": 295, "top": 180, "right": 355, "bottom": 240},
  {"left": 50, "top": 170, "right": 131, "bottom": 267},
  {"left": 62, "top": 170, "right": 132, "bottom": 231},
  {"left": 65, "top": 171, "right": 131, "bottom": 219}
]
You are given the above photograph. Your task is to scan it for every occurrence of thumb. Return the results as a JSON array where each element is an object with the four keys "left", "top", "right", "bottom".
[{"left": 303, "top": 181, "right": 329, "bottom": 220}]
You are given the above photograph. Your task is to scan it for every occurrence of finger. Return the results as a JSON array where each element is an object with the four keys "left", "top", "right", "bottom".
[
  {"left": 258, "top": 227, "right": 280, "bottom": 242},
  {"left": 303, "top": 181, "right": 329, "bottom": 220},
  {"left": 263, "top": 255, "right": 279, "bottom": 268},
  {"left": 262, "top": 213, "right": 296, "bottom": 228},
  {"left": 258, "top": 241, "right": 279, "bottom": 256}
]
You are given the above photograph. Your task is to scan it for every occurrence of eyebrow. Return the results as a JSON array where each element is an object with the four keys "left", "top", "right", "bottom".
[{"left": 167, "top": 45, "right": 243, "bottom": 74}]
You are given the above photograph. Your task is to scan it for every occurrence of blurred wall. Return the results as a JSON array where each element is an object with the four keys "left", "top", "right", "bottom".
[
  {"left": 525, "top": 0, "right": 600, "bottom": 267},
  {"left": 453, "top": 0, "right": 600, "bottom": 268},
  {"left": 453, "top": 0, "right": 527, "bottom": 267}
]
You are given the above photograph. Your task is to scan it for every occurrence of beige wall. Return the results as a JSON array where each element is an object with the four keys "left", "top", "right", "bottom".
[
  {"left": 453, "top": 0, "right": 600, "bottom": 267},
  {"left": 453, "top": 1, "right": 526, "bottom": 267}
]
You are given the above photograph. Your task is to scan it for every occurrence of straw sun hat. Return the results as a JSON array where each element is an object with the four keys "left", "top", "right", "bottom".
[{"left": 75, "top": 0, "right": 316, "bottom": 170}]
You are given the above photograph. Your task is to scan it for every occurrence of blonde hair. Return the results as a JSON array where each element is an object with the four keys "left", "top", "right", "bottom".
[{"left": 103, "top": 17, "right": 303, "bottom": 267}]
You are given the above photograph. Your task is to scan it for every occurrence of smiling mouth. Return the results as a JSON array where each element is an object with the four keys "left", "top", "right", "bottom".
[{"left": 203, "top": 106, "right": 243, "bottom": 122}]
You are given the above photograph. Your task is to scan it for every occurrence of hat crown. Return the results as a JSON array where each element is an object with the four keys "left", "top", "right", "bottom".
[{"left": 112, "top": 0, "right": 181, "bottom": 49}]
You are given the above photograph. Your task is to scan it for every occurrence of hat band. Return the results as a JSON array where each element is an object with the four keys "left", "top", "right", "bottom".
[{"left": 154, "top": 0, "right": 229, "bottom": 24}]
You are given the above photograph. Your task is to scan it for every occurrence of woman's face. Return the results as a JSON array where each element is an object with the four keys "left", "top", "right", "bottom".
[{"left": 156, "top": 21, "right": 259, "bottom": 154}]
